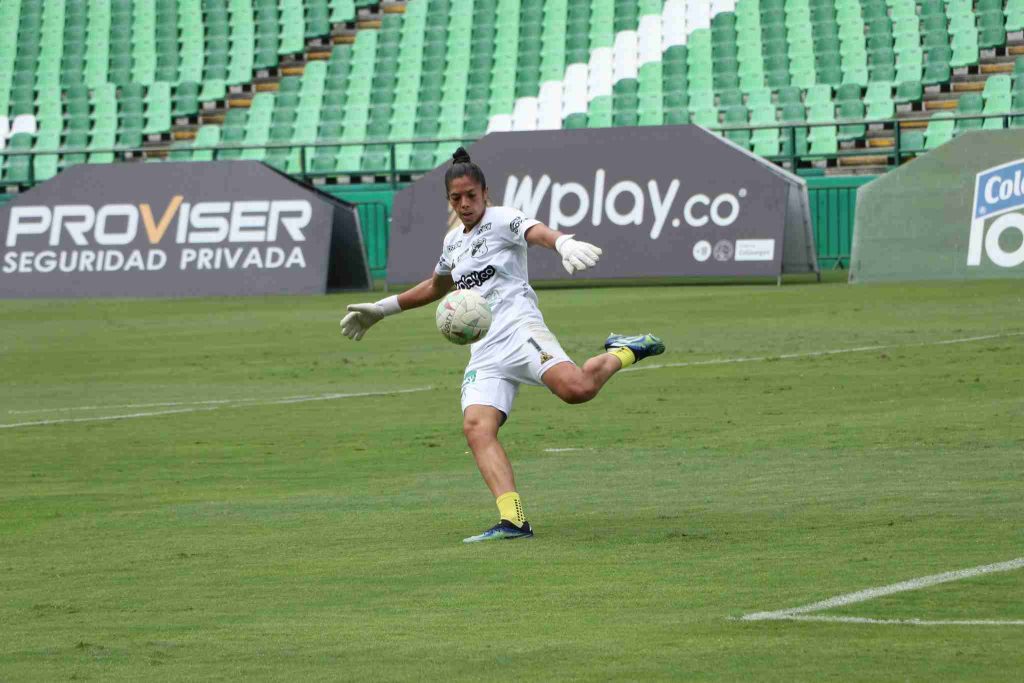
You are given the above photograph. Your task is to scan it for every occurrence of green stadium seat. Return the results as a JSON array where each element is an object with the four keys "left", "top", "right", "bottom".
[
  {"left": 779, "top": 105, "right": 810, "bottom": 157},
  {"left": 718, "top": 90, "right": 744, "bottom": 108},
  {"left": 982, "top": 90, "right": 1011, "bottom": 131},
  {"left": 983, "top": 75, "right": 1012, "bottom": 102},
  {"left": 955, "top": 93, "right": 984, "bottom": 134},
  {"left": 950, "top": 31, "right": 979, "bottom": 69},
  {"left": 924, "top": 112, "right": 955, "bottom": 148},
  {"left": 722, "top": 105, "right": 751, "bottom": 148},
  {"left": 750, "top": 106, "right": 780, "bottom": 157},
  {"left": 898, "top": 129, "right": 926, "bottom": 154},
  {"left": 1009, "top": 7, "right": 1024, "bottom": 33},
  {"left": 173, "top": 82, "right": 201, "bottom": 118},
  {"left": 2, "top": 133, "right": 33, "bottom": 185},
  {"left": 837, "top": 100, "right": 867, "bottom": 140},
  {"left": 0, "top": 0, "right": 995, "bottom": 180},
  {"left": 1011, "top": 92, "right": 1024, "bottom": 128},
  {"left": 923, "top": 49, "right": 952, "bottom": 86},
  {"left": 661, "top": 108, "right": 687, "bottom": 125},
  {"left": 776, "top": 86, "right": 802, "bottom": 107},
  {"left": 117, "top": 128, "right": 143, "bottom": 148},
  {"left": 32, "top": 129, "right": 61, "bottom": 182},
  {"left": 864, "top": 83, "right": 895, "bottom": 121},
  {"left": 805, "top": 84, "right": 833, "bottom": 108},
  {"left": 835, "top": 83, "right": 862, "bottom": 104},
  {"left": 894, "top": 80, "right": 923, "bottom": 103}
]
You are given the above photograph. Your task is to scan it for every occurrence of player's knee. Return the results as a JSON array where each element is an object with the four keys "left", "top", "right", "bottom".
[
  {"left": 556, "top": 379, "right": 596, "bottom": 405},
  {"left": 462, "top": 416, "right": 496, "bottom": 445}
]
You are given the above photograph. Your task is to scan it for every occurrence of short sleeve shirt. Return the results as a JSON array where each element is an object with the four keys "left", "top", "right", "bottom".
[{"left": 435, "top": 206, "right": 543, "bottom": 354}]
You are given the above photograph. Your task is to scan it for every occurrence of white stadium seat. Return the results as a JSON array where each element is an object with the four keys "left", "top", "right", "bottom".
[
  {"left": 10, "top": 114, "right": 38, "bottom": 137},
  {"left": 638, "top": 14, "right": 664, "bottom": 67},
  {"left": 613, "top": 31, "right": 639, "bottom": 82},
  {"left": 512, "top": 97, "right": 539, "bottom": 131},
  {"left": 685, "top": 1, "right": 712, "bottom": 32},
  {"left": 662, "top": 0, "right": 688, "bottom": 48},
  {"left": 587, "top": 47, "right": 614, "bottom": 100},
  {"left": 486, "top": 114, "right": 513, "bottom": 134},
  {"left": 561, "top": 63, "right": 590, "bottom": 117},
  {"left": 537, "top": 81, "right": 564, "bottom": 130},
  {"left": 711, "top": 0, "right": 737, "bottom": 16}
]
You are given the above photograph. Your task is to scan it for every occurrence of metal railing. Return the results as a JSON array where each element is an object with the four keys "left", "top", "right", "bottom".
[
  {"left": 0, "top": 135, "right": 480, "bottom": 189},
  {"left": 2, "top": 111, "right": 1023, "bottom": 188},
  {"left": 705, "top": 109, "right": 1024, "bottom": 166}
]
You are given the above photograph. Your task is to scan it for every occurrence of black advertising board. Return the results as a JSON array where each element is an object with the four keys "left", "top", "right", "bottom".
[
  {"left": 389, "top": 126, "right": 817, "bottom": 284},
  {"left": 1, "top": 161, "right": 370, "bottom": 298}
]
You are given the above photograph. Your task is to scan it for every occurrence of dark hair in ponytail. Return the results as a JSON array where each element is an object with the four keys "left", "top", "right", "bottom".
[{"left": 444, "top": 147, "right": 487, "bottom": 194}]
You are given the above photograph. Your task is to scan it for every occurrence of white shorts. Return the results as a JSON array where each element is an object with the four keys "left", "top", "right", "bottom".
[{"left": 460, "top": 320, "right": 574, "bottom": 419}]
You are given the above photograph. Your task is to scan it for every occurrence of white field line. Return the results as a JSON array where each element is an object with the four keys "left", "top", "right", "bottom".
[
  {"left": 7, "top": 390, "right": 418, "bottom": 414},
  {"left": 543, "top": 447, "right": 586, "bottom": 452},
  {"left": 741, "top": 557, "right": 1024, "bottom": 625},
  {"left": 9, "top": 331, "right": 1020, "bottom": 416},
  {"left": 8, "top": 398, "right": 249, "bottom": 414},
  {"left": 0, "top": 386, "right": 433, "bottom": 430},
  {"left": 624, "top": 331, "right": 1024, "bottom": 373},
  {"left": 764, "top": 615, "right": 1024, "bottom": 626}
]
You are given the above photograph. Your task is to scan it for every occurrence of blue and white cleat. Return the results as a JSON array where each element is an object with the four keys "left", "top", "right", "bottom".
[
  {"left": 604, "top": 333, "right": 666, "bottom": 363},
  {"left": 463, "top": 520, "right": 534, "bottom": 543}
]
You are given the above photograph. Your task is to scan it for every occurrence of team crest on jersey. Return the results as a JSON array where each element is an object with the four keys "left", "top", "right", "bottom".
[
  {"left": 510, "top": 217, "right": 523, "bottom": 235},
  {"left": 470, "top": 237, "right": 489, "bottom": 258},
  {"left": 526, "top": 337, "right": 553, "bottom": 363}
]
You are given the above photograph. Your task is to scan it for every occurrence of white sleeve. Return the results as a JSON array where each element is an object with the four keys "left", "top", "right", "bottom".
[
  {"left": 502, "top": 207, "right": 541, "bottom": 244},
  {"left": 435, "top": 236, "right": 453, "bottom": 276}
]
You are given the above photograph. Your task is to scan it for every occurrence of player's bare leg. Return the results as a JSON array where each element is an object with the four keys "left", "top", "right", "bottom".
[
  {"left": 543, "top": 333, "right": 666, "bottom": 405},
  {"left": 461, "top": 405, "right": 533, "bottom": 542},
  {"left": 542, "top": 356, "right": 621, "bottom": 404},
  {"left": 462, "top": 405, "right": 516, "bottom": 496}
]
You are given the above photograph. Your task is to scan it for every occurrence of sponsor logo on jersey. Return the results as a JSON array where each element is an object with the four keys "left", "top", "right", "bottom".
[
  {"left": 446, "top": 239, "right": 463, "bottom": 253},
  {"left": 509, "top": 217, "right": 523, "bottom": 235},
  {"left": 455, "top": 264, "right": 496, "bottom": 289},
  {"left": 462, "top": 369, "right": 477, "bottom": 385},
  {"left": 478, "top": 222, "right": 491, "bottom": 233},
  {"left": 470, "top": 237, "right": 488, "bottom": 258}
]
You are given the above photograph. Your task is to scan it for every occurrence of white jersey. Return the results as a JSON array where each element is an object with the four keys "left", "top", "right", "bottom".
[{"left": 435, "top": 206, "right": 543, "bottom": 357}]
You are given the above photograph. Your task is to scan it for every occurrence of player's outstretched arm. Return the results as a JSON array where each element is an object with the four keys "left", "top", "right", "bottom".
[
  {"left": 524, "top": 223, "right": 603, "bottom": 275},
  {"left": 340, "top": 272, "right": 453, "bottom": 341}
]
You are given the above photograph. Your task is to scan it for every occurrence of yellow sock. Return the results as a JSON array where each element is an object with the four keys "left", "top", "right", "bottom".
[
  {"left": 607, "top": 346, "right": 636, "bottom": 368},
  {"left": 496, "top": 491, "right": 526, "bottom": 528}
]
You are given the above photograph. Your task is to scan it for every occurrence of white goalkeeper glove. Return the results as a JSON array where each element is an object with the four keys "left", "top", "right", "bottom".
[
  {"left": 555, "top": 234, "right": 603, "bottom": 275},
  {"left": 340, "top": 295, "right": 401, "bottom": 341}
]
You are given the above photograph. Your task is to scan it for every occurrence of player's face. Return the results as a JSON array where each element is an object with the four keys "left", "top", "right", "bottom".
[{"left": 447, "top": 176, "right": 488, "bottom": 229}]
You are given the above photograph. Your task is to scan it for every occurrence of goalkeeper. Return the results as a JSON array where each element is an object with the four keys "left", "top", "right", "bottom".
[{"left": 341, "top": 148, "right": 664, "bottom": 543}]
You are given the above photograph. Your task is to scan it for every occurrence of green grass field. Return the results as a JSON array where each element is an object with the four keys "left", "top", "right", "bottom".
[{"left": 2, "top": 278, "right": 1023, "bottom": 680}]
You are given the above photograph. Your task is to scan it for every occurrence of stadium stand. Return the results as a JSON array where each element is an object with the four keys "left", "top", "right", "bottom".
[{"left": 2, "top": 0, "right": 1024, "bottom": 186}]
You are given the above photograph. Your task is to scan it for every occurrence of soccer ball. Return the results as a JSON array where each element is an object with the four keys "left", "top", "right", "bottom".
[{"left": 436, "top": 289, "right": 492, "bottom": 345}]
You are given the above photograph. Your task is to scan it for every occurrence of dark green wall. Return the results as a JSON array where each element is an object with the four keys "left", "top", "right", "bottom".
[{"left": 806, "top": 176, "right": 875, "bottom": 269}]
